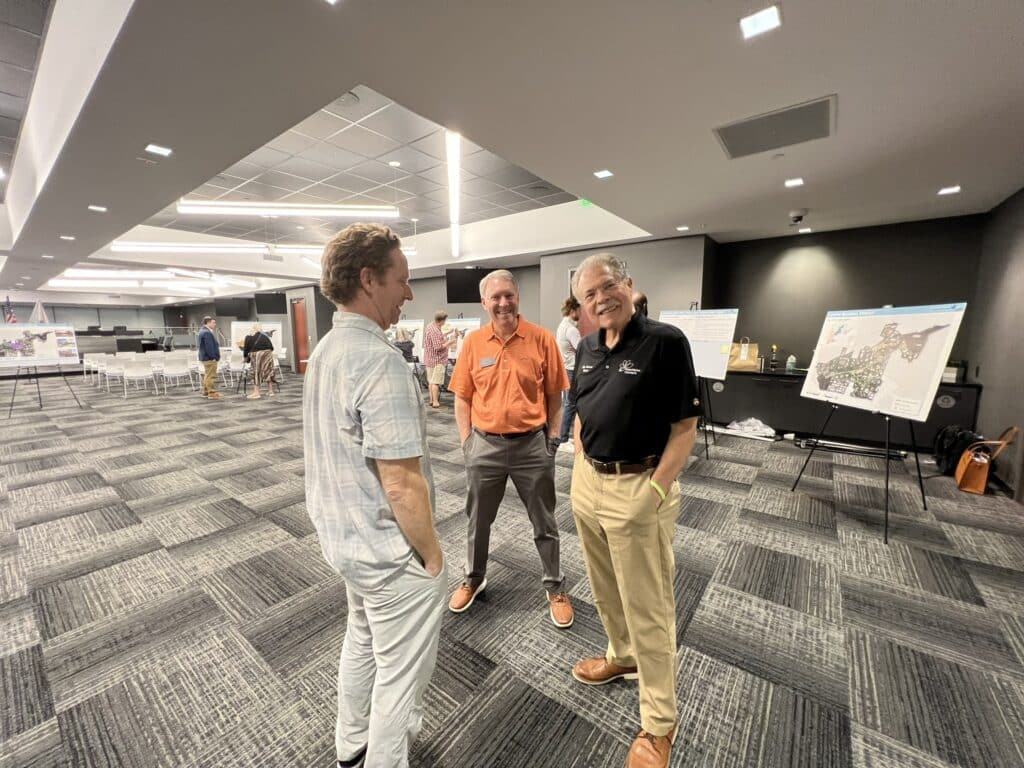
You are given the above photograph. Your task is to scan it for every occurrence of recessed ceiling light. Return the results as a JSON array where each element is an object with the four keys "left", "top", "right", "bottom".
[
  {"left": 59, "top": 235, "right": 75, "bottom": 241},
  {"left": 410, "top": 218, "right": 419, "bottom": 223},
  {"left": 20, "top": 276, "right": 30, "bottom": 280},
  {"left": 296, "top": 225, "right": 305, "bottom": 230},
  {"left": 593, "top": 169, "right": 614, "bottom": 179},
  {"left": 675, "top": 226, "right": 690, "bottom": 232},
  {"left": 799, "top": 228, "right": 812, "bottom": 234},
  {"left": 785, "top": 177, "right": 804, "bottom": 188},
  {"left": 740, "top": 5, "right": 781, "bottom": 39},
  {"left": 15, "top": 283, "right": 23, "bottom": 287},
  {"left": 938, "top": 185, "right": 961, "bottom": 196},
  {"left": 145, "top": 143, "right": 173, "bottom": 157},
  {"left": 0, "top": 167, "right": 6, "bottom": 180},
  {"left": 388, "top": 160, "right": 401, "bottom": 167},
  {"left": 324, "top": 0, "right": 340, "bottom": 4},
  {"left": 88, "top": 205, "right": 108, "bottom": 213},
  {"left": 41, "top": 254, "right": 54, "bottom": 259}
]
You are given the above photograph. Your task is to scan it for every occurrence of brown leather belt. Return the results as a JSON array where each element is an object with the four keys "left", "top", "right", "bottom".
[
  {"left": 584, "top": 454, "right": 660, "bottom": 475},
  {"left": 474, "top": 427, "right": 544, "bottom": 440}
]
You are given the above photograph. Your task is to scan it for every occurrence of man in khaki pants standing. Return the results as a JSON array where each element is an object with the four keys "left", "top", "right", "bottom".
[
  {"left": 569, "top": 253, "right": 701, "bottom": 768},
  {"left": 197, "top": 316, "right": 222, "bottom": 399}
]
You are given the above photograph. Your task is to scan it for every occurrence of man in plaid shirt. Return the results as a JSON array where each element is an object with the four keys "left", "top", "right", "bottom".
[{"left": 422, "top": 310, "right": 457, "bottom": 408}]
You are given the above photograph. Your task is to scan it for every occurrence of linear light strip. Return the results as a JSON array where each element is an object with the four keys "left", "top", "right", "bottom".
[
  {"left": 176, "top": 199, "right": 399, "bottom": 219},
  {"left": 112, "top": 241, "right": 267, "bottom": 254},
  {"left": 446, "top": 130, "right": 461, "bottom": 258}
]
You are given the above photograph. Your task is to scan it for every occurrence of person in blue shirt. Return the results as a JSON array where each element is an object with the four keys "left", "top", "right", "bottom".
[{"left": 197, "top": 316, "right": 222, "bottom": 399}]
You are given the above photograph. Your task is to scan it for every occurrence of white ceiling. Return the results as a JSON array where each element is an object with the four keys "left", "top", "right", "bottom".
[{"left": 1, "top": 0, "right": 1023, "bottom": 303}]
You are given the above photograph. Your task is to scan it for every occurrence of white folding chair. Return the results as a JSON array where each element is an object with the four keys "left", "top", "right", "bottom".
[
  {"left": 160, "top": 354, "right": 197, "bottom": 394},
  {"left": 121, "top": 360, "right": 160, "bottom": 399}
]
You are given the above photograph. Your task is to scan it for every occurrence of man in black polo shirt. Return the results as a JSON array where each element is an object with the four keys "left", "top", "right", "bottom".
[{"left": 569, "top": 252, "right": 701, "bottom": 768}]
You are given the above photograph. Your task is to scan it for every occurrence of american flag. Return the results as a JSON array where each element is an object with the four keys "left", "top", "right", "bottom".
[{"left": 3, "top": 296, "right": 16, "bottom": 324}]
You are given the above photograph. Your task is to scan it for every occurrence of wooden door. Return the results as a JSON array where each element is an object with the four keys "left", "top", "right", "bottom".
[{"left": 291, "top": 297, "right": 310, "bottom": 373}]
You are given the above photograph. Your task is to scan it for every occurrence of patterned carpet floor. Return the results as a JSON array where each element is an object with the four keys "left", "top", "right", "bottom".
[{"left": 1, "top": 373, "right": 1023, "bottom": 767}]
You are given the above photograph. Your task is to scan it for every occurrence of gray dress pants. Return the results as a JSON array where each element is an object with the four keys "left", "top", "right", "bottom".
[{"left": 462, "top": 428, "right": 563, "bottom": 591}]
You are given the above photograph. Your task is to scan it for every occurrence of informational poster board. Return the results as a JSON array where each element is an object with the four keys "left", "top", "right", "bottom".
[
  {"left": 801, "top": 303, "right": 966, "bottom": 422},
  {"left": 443, "top": 318, "right": 482, "bottom": 360},
  {"left": 387, "top": 319, "right": 425, "bottom": 362},
  {"left": 658, "top": 309, "right": 740, "bottom": 381},
  {"left": 230, "top": 322, "right": 284, "bottom": 353},
  {"left": 0, "top": 324, "right": 79, "bottom": 367}
]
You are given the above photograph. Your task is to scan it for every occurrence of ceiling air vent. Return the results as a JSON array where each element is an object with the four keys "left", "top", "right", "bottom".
[
  {"left": 714, "top": 95, "right": 836, "bottom": 159},
  {"left": 263, "top": 252, "right": 284, "bottom": 262}
]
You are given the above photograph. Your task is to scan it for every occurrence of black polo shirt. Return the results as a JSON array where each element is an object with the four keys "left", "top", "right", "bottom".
[{"left": 574, "top": 311, "right": 702, "bottom": 462}]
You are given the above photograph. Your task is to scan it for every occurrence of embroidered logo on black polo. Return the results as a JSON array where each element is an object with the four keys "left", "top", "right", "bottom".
[
  {"left": 580, "top": 364, "right": 595, "bottom": 374},
  {"left": 618, "top": 360, "right": 641, "bottom": 375}
]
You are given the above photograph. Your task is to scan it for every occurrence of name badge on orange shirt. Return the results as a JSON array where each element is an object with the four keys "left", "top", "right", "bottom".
[{"left": 480, "top": 357, "right": 496, "bottom": 369}]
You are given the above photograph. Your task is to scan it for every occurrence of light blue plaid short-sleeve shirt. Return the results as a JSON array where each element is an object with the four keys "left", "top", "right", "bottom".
[{"left": 303, "top": 311, "right": 433, "bottom": 590}]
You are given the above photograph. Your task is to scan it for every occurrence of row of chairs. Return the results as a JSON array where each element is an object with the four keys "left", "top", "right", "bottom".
[{"left": 81, "top": 350, "right": 286, "bottom": 398}]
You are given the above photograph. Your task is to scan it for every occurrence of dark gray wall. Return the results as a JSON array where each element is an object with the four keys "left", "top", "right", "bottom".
[
  {"left": 969, "top": 189, "right": 1024, "bottom": 495},
  {"left": 707, "top": 216, "right": 984, "bottom": 367}
]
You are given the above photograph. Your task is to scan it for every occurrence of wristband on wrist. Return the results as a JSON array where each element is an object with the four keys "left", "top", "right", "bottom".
[{"left": 649, "top": 479, "right": 667, "bottom": 501}]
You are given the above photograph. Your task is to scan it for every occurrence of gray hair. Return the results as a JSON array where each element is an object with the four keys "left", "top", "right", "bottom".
[
  {"left": 479, "top": 269, "right": 518, "bottom": 299},
  {"left": 572, "top": 253, "right": 629, "bottom": 298}
]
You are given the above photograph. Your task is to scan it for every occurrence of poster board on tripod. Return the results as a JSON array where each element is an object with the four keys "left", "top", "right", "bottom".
[
  {"left": 230, "top": 322, "right": 284, "bottom": 355},
  {"left": 800, "top": 303, "right": 966, "bottom": 422},
  {"left": 658, "top": 309, "right": 739, "bottom": 381},
  {"left": 0, "top": 324, "right": 79, "bottom": 368},
  {"left": 443, "top": 318, "right": 481, "bottom": 360}
]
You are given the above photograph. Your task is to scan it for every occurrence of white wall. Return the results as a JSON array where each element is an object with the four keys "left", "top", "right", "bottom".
[
  {"left": 403, "top": 266, "right": 540, "bottom": 326},
  {"left": 538, "top": 236, "right": 706, "bottom": 332}
]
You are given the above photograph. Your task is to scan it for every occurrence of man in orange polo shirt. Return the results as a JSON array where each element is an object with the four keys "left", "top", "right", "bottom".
[{"left": 447, "top": 269, "right": 574, "bottom": 628}]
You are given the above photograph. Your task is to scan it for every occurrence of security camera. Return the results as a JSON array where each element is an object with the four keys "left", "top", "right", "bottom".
[{"left": 789, "top": 208, "right": 808, "bottom": 225}]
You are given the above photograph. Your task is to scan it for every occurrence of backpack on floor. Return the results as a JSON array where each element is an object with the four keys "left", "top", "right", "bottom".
[{"left": 933, "top": 424, "right": 984, "bottom": 476}]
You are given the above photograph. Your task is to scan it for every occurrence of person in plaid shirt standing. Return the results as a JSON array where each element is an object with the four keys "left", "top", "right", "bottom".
[{"left": 422, "top": 310, "right": 457, "bottom": 408}]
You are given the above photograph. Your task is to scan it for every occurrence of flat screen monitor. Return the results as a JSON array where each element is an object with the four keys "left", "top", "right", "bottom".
[
  {"left": 445, "top": 268, "right": 487, "bottom": 304},
  {"left": 214, "top": 297, "right": 250, "bottom": 317},
  {"left": 254, "top": 293, "right": 287, "bottom": 314}
]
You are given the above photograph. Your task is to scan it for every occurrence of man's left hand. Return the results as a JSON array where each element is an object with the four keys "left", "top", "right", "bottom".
[{"left": 546, "top": 437, "right": 560, "bottom": 458}]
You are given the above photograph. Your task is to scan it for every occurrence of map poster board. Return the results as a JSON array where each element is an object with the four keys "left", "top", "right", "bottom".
[
  {"left": 443, "top": 318, "right": 482, "bottom": 360},
  {"left": 230, "top": 322, "right": 284, "bottom": 353},
  {"left": 387, "top": 319, "right": 425, "bottom": 362},
  {"left": 658, "top": 309, "right": 739, "bottom": 381},
  {"left": 0, "top": 324, "right": 80, "bottom": 368},
  {"left": 801, "top": 303, "right": 966, "bottom": 422}
]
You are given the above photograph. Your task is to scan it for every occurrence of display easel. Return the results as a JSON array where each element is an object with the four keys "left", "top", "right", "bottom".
[
  {"left": 697, "top": 376, "right": 718, "bottom": 459},
  {"left": 790, "top": 403, "right": 927, "bottom": 544},
  {"left": 6, "top": 364, "right": 83, "bottom": 418}
]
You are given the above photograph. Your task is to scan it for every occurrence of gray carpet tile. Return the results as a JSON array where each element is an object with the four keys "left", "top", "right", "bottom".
[{"left": 1, "top": 375, "right": 1023, "bottom": 767}]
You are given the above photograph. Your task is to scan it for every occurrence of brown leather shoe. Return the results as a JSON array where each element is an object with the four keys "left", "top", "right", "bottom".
[
  {"left": 571, "top": 656, "right": 638, "bottom": 685},
  {"left": 547, "top": 591, "right": 574, "bottom": 628},
  {"left": 625, "top": 727, "right": 675, "bottom": 768},
  {"left": 448, "top": 578, "right": 486, "bottom": 613}
]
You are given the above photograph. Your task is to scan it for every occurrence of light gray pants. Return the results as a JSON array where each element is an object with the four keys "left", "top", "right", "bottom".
[
  {"left": 463, "top": 428, "right": 563, "bottom": 591},
  {"left": 337, "top": 558, "right": 447, "bottom": 768}
]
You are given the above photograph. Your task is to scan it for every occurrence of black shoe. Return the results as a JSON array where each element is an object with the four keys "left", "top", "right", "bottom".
[{"left": 338, "top": 745, "right": 367, "bottom": 767}]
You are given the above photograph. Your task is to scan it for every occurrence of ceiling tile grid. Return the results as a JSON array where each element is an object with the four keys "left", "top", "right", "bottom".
[
  {"left": 150, "top": 84, "right": 575, "bottom": 243},
  {"left": 0, "top": 0, "right": 51, "bottom": 202}
]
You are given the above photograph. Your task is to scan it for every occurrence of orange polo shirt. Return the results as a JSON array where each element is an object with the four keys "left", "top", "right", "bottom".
[{"left": 448, "top": 317, "right": 569, "bottom": 433}]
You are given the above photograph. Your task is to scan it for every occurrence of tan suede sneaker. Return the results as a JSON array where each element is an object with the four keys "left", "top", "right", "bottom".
[
  {"left": 571, "top": 656, "right": 639, "bottom": 685},
  {"left": 547, "top": 591, "right": 574, "bottom": 628},
  {"left": 625, "top": 727, "right": 676, "bottom": 768},
  {"left": 448, "top": 578, "right": 486, "bottom": 613}
]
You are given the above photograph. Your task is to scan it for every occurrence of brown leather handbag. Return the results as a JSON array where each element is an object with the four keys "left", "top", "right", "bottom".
[{"left": 955, "top": 427, "right": 1019, "bottom": 495}]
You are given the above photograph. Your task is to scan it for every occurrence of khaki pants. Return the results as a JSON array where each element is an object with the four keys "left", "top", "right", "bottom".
[
  {"left": 202, "top": 360, "right": 218, "bottom": 395},
  {"left": 570, "top": 453, "right": 681, "bottom": 736}
]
